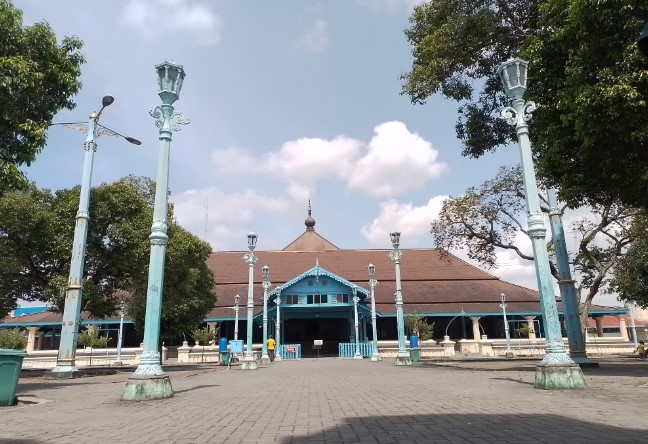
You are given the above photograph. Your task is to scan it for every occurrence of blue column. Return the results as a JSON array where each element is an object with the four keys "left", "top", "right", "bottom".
[
  {"left": 547, "top": 188, "right": 591, "bottom": 364},
  {"left": 50, "top": 114, "right": 97, "bottom": 377}
]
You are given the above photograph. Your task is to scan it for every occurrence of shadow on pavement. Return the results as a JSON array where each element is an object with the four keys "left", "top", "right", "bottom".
[
  {"left": 283, "top": 414, "right": 646, "bottom": 443},
  {"left": 173, "top": 384, "right": 220, "bottom": 394}
]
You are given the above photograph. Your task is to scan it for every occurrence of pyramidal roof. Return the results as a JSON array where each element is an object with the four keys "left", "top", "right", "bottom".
[{"left": 282, "top": 201, "right": 338, "bottom": 251}]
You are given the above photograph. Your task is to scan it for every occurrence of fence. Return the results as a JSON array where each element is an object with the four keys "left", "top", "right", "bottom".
[
  {"left": 338, "top": 342, "right": 374, "bottom": 358},
  {"left": 279, "top": 344, "right": 301, "bottom": 360}
]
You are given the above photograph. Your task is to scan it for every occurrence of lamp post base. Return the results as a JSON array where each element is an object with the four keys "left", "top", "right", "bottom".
[
  {"left": 569, "top": 351, "right": 599, "bottom": 368},
  {"left": 47, "top": 363, "right": 79, "bottom": 379},
  {"left": 534, "top": 363, "right": 587, "bottom": 390},
  {"left": 395, "top": 354, "right": 412, "bottom": 366},
  {"left": 121, "top": 374, "right": 174, "bottom": 401},
  {"left": 240, "top": 356, "right": 258, "bottom": 370}
]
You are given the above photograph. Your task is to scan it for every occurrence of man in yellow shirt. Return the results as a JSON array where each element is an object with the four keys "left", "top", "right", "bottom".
[{"left": 267, "top": 336, "right": 276, "bottom": 362}]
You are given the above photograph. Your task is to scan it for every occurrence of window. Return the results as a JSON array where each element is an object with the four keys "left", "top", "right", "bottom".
[{"left": 286, "top": 295, "right": 299, "bottom": 304}]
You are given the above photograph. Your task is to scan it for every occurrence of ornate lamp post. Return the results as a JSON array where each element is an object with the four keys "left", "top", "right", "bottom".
[
  {"left": 352, "top": 286, "right": 362, "bottom": 359},
  {"left": 547, "top": 188, "right": 592, "bottom": 365},
  {"left": 122, "top": 61, "right": 189, "bottom": 401},
  {"left": 275, "top": 289, "right": 282, "bottom": 361},
  {"left": 388, "top": 231, "right": 411, "bottom": 366},
  {"left": 234, "top": 294, "right": 241, "bottom": 341},
  {"left": 499, "top": 293, "right": 513, "bottom": 358},
  {"left": 368, "top": 263, "right": 380, "bottom": 361},
  {"left": 242, "top": 232, "right": 258, "bottom": 370},
  {"left": 498, "top": 58, "right": 585, "bottom": 389},
  {"left": 261, "top": 265, "right": 271, "bottom": 364},
  {"left": 49, "top": 96, "right": 140, "bottom": 378}
]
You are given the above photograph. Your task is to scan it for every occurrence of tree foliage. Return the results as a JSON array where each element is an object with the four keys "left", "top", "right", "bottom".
[
  {"left": 402, "top": 0, "right": 648, "bottom": 208},
  {"left": 0, "top": 176, "right": 217, "bottom": 339},
  {"left": 0, "top": 0, "right": 85, "bottom": 192},
  {"left": 431, "top": 166, "right": 637, "bottom": 322}
]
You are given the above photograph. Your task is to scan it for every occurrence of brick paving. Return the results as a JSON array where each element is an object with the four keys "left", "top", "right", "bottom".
[{"left": 1, "top": 357, "right": 648, "bottom": 443}]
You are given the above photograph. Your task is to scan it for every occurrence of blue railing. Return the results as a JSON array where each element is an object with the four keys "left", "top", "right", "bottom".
[
  {"left": 338, "top": 342, "right": 374, "bottom": 358},
  {"left": 279, "top": 344, "right": 301, "bottom": 360}
]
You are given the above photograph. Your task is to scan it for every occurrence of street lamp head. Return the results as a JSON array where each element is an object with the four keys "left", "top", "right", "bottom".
[
  {"left": 155, "top": 61, "right": 186, "bottom": 101},
  {"left": 234, "top": 294, "right": 240, "bottom": 305},
  {"left": 498, "top": 58, "right": 528, "bottom": 100},
  {"left": 638, "top": 21, "right": 648, "bottom": 57},
  {"left": 367, "top": 263, "right": 375, "bottom": 277},
  {"left": 389, "top": 231, "right": 401, "bottom": 248},
  {"left": 247, "top": 232, "right": 258, "bottom": 249},
  {"left": 262, "top": 265, "right": 269, "bottom": 280},
  {"left": 125, "top": 136, "right": 142, "bottom": 145},
  {"left": 102, "top": 95, "right": 114, "bottom": 108}
]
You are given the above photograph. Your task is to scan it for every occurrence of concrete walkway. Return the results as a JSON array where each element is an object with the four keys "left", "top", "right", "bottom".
[{"left": 1, "top": 357, "right": 648, "bottom": 443}]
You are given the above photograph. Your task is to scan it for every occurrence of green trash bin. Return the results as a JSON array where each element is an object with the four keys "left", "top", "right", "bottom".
[
  {"left": 410, "top": 348, "right": 421, "bottom": 363},
  {"left": 220, "top": 350, "right": 231, "bottom": 366},
  {"left": 0, "top": 349, "right": 26, "bottom": 406}
]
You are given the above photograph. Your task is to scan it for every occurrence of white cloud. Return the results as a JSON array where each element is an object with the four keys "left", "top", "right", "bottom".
[
  {"left": 296, "top": 19, "right": 329, "bottom": 52},
  {"left": 171, "top": 187, "right": 293, "bottom": 250},
  {"left": 268, "top": 136, "right": 363, "bottom": 184},
  {"left": 354, "top": 0, "right": 424, "bottom": 14},
  {"left": 121, "top": 0, "right": 222, "bottom": 46},
  {"left": 348, "top": 121, "right": 447, "bottom": 197},
  {"left": 361, "top": 196, "right": 448, "bottom": 247}
]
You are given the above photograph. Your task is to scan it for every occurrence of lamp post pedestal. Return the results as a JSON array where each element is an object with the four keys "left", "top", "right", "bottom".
[{"left": 499, "top": 58, "right": 585, "bottom": 390}]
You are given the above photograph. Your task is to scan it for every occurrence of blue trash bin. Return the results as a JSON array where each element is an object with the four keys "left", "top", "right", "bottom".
[{"left": 409, "top": 335, "right": 419, "bottom": 349}]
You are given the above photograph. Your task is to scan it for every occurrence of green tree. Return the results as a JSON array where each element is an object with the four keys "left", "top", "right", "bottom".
[
  {"left": 402, "top": 0, "right": 648, "bottom": 208},
  {"left": 431, "top": 166, "right": 637, "bottom": 327},
  {"left": 0, "top": 176, "right": 217, "bottom": 338},
  {"left": 0, "top": 0, "right": 85, "bottom": 192},
  {"left": 405, "top": 313, "right": 434, "bottom": 341},
  {"left": 611, "top": 216, "right": 648, "bottom": 307}
]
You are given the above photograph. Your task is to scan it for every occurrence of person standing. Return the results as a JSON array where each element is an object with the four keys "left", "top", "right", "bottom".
[{"left": 267, "top": 336, "right": 276, "bottom": 362}]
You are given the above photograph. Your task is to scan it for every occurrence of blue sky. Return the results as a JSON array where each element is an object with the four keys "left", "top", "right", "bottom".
[{"left": 16, "top": 0, "right": 609, "bottom": 303}]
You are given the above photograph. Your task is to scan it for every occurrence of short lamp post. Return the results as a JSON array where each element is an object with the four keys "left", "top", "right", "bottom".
[
  {"left": 275, "top": 289, "right": 282, "bottom": 361},
  {"left": 234, "top": 294, "right": 241, "bottom": 341},
  {"left": 50, "top": 96, "right": 140, "bottom": 378},
  {"left": 242, "top": 232, "right": 258, "bottom": 370},
  {"left": 499, "top": 293, "right": 513, "bottom": 358},
  {"left": 368, "top": 263, "right": 380, "bottom": 362},
  {"left": 115, "top": 301, "right": 125, "bottom": 366},
  {"left": 261, "top": 265, "right": 271, "bottom": 364},
  {"left": 498, "top": 58, "right": 585, "bottom": 389},
  {"left": 122, "top": 61, "right": 189, "bottom": 401},
  {"left": 352, "top": 286, "right": 362, "bottom": 359},
  {"left": 388, "top": 231, "right": 411, "bottom": 366}
]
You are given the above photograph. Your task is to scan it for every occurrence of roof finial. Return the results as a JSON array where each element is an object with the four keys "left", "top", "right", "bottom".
[{"left": 305, "top": 199, "right": 316, "bottom": 231}]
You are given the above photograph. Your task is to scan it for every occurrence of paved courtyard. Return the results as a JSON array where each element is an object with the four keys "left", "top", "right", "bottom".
[{"left": 1, "top": 357, "right": 648, "bottom": 443}]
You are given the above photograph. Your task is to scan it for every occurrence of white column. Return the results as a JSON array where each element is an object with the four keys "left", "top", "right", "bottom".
[
  {"left": 470, "top": 317, "right": 481, "bottom": 341},
  {"left": 618, "top": 315, "right": 629, "bottom": 341},
  {"left": 26, "top": 327, "right": 40, "bottom": 353},
  {"left": 525, "top": 316, "right": 537, "bottom": 340},
  {"left": 595, "top": 317, "right": 604, "bottom": 337}
]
